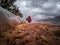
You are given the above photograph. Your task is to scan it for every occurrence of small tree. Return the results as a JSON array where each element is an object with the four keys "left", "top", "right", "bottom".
[{"left": 0, "top": 0, "right": 23, "bottom": 18}]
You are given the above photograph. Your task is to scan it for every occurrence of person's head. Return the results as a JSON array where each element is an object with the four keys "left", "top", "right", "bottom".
[{"left": 28, "top": 16, "right": 31, "bottom": 18}]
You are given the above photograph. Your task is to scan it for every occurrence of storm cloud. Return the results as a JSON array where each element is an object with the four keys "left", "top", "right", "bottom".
[{"left": 14, "top": 0, "right": 60, "bottom": 21}]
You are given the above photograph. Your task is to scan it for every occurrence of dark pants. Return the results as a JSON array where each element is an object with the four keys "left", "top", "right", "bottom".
[{"left": 28, "top": 20, "right": 31, "bottom": 23}]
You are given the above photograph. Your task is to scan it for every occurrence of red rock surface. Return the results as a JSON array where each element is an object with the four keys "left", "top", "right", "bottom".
[{"left": 0, "top": 22, "right": 60, "bottom": 45}]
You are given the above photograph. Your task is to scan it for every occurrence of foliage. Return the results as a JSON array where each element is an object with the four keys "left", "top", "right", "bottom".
[{"left": 0, "top": 0, "right": 23, "bottom": 18}]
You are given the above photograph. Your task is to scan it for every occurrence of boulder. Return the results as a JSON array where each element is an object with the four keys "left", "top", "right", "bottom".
[{"left": 0, "top": 7, "right": 23, "bottom": 26}]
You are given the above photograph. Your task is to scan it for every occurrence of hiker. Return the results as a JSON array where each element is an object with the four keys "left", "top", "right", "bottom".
[{"left": 26, "top": 16, "right": 32, "bottom": 23}]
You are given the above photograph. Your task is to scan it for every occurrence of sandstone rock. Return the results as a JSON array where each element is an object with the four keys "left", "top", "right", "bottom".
[{"left": 0, "top": 7, "right": 27, "bottom": 27}]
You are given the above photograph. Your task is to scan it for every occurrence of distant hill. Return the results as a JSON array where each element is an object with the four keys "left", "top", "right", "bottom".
[
  {"left": 37, "top": 16, "right": 60, "bottom": 24},
  {"left": 54, "top": 16, "right": 60, "bottom": 21}
]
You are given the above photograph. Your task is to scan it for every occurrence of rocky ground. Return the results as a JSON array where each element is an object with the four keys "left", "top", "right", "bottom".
[{"left": 0, "top": 22, "right": 60, "bottom": 45}]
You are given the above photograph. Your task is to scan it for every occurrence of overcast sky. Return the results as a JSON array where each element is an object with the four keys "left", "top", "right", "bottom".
[{"left": 14, "top": 0, "right": 60, "bottom": 21}]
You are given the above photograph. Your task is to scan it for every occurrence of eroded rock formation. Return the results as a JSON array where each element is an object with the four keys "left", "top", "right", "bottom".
[{"left": 0, "top": 7, "right": 60, "bottom": 45}]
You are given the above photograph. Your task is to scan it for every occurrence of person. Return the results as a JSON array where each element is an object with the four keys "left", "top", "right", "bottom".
[{"left": 26, "top": 16, "right": 32, "bottom": 23}]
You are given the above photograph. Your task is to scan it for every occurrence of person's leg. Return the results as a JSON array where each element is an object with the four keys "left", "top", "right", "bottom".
[{"left": 28, "top": 20, "right": 31, "bottom": 23}]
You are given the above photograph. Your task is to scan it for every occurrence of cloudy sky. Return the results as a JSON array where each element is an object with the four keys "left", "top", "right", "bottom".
[{"left": 14, "top": 0, "right": 60, "bottom": 21}]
